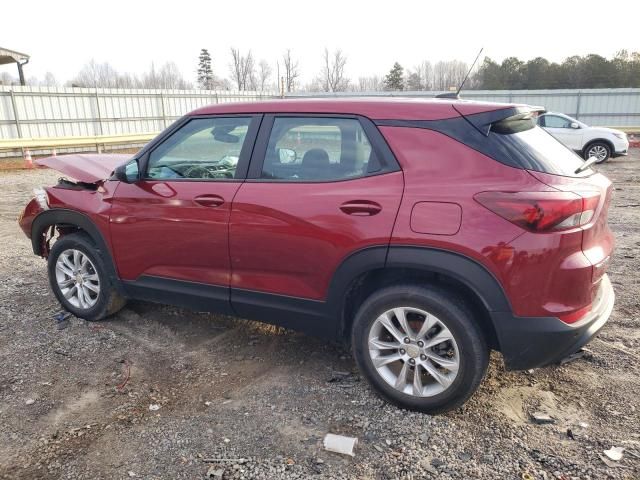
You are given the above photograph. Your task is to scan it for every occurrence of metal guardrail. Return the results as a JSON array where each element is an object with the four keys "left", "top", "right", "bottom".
[{"left": 0, "top": 133, "right": 156, "bottom": 153}]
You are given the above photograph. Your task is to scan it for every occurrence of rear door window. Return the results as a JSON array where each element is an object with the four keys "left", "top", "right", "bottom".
[{"left": 260, "top": 117, "right": 379, "bottom": 182}]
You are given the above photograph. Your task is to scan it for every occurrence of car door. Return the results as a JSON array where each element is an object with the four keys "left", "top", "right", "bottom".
[
  {"left": 540, "top": 114, "right": 583, "bottom": 150},
  {"left": 109, "top": 115, "right": 260, "bottom": 312},
  {"left": 228, "top": 115, "right": 404, "bottom": 330}
]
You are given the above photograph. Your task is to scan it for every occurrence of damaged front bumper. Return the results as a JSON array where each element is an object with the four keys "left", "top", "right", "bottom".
[{"left": 18, "top": 197, "right": 44, "bottom": 239}]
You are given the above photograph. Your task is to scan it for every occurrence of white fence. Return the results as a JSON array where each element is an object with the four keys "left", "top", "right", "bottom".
[
  {"left": 1, "top": 86, "right": 638, "bottom": 149},
  {"left": 288, "top": 88, "right": 640, "bottom": 128},
  {"left": 460, "top": 89, "right": 640, "bottom": 127},
  {"left": 0, "top": 86, "right": 277, "bottom": 140}
]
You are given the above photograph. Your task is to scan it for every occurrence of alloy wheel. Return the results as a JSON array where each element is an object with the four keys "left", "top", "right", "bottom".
[
  {"left": 54, "top": 249, "right": 100, "bottom": 310},
  {"left": 587, "top": 145, "right": 608, "bottom": 162},
  {"left": 368, "top": 307, "right": 460, "bottom": 397}
]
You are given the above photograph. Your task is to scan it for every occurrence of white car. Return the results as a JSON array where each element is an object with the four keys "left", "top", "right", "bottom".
[{"left": 537, "top": 112, "right": 629, "bottom": 163}]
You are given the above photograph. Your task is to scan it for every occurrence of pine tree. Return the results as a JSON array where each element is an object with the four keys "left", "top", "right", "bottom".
[
  {"left": 197, "top": 49, "right": 213, "bottom": 90},
  {"left": 384, "top": 62, "right": 404, "bottom": 91}
]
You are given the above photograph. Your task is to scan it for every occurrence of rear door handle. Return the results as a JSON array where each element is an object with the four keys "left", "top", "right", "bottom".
[
  {"left": 340, "top": 200, "right": 382, "bottom": 216},
  {"left": 193, "top": 194, "right": 225, "bottom": 207}
]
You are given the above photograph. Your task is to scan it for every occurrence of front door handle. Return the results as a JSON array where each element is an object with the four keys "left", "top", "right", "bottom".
[
  {"left": 340, "top": 200, "right": 382, "bottom": 216},
  {"left": 193, "top": 194, "right": 225, "bottom": 207}
]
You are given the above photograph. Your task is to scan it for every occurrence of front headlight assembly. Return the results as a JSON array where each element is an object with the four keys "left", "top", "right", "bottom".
[{"left": 33, "top": 188, "right": 49, "bottom": 210}]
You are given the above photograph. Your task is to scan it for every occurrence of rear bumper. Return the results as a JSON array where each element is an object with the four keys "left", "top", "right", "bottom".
[{"left": 494, "top": 275, "right": 615, "bottom": 370}]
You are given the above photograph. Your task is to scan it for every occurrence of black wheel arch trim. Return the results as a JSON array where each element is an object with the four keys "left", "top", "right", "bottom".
[
  {"left": 583, "top": 138, "right": 614, "bottom": 153},
  {"left": 30, "top": 208, "right": 123, "bottom": 293},
  {"left": 327, "top": 244, "right": 513, "bottom": 341},
  {"left": 384, "top": 246, "right": 511, "bottom": 312}
]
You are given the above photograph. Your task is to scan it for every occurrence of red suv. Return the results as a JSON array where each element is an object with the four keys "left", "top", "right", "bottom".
[{"left": 19, "top": 98, "right": 615, "bottom": 413}]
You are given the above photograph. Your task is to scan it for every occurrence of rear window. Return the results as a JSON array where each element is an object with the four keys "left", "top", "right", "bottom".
[{"left": 490, "top": 117, "right": 592, "bottom": 177}]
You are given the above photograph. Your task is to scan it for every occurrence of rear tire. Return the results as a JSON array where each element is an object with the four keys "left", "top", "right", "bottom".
[
  {"left": 351, "top": 284, "right": 488, "bottom": 414},
  {"left": 47, "top": 232, "right": 125, "bottom": 321},
  {"left": 584, "top": 142, "right": 611, "bottom": 163}
]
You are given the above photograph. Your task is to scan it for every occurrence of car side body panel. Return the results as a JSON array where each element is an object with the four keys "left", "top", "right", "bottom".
[
  {"left": 379, "top": 125, "right": 606, "bottom": 319},
  {"left": 229, "top": 171, "right": 404, "bottom": 300},
  {"left": 544, "top": 125, "right": 584, "bottom": 151},
  {"left": 109, "top": 180, "right": 242, "bottom": 286},
  {"left": 37, "top": 182, "right": 118, "bottom": 255}
]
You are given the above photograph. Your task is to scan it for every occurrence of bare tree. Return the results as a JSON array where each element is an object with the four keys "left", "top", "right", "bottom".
[
  {"left": 406, "top": 61, "right": 433, "bottom": 90},
  {"left": 432, "top": 62, "right": 445, "bottom": 90},
  {"left": 69, "top": 60, "right": 191, "bottom": 89},
  {"left": 229, "top": 48, "right": 255, "bottom": 91},
  {"left": 282, "top": 49, "right": 300, "bottom": 92},
  {"left": 319, "top": 48, "right": 349, "bottom": 92},
  {"left": 42, "top": 72, "right": 58, "bottom": 87},
  {"left": 71, "top": 60, "right": 123, "bottom": 87},
  {"left": 114, "top": 72, "right": 138, "bottom": 89},
  {"left": 353, "top": 75, "right": 384, "bottom": 92},
  {"left": 0, "top": 72, "right": 17, "bottom": 85},
  {"left": 257, "top": 60, "right": 272, "bottom": 91},
  {"left": 230, "top": 48, "right": 243, "bottom": 90},
  {"left": 433, "top": 60, "right": 468, "bottom": 91},
  {"left": 141, "top": 62, "right": 192, "bottom": 89},
  {"left": 25, "top": 72, "right": 59, "bottom": 86},
  {"left": 244, "top": 53, "right": 255, "bottom": 90}
]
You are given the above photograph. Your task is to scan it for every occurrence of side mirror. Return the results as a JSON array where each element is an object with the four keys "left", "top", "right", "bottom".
[
  {"left": 278, "top": 148, "right": 296, "bottom": 163},
  {"left": 570, "top": 122, "right": 580, "bottom": 129},
  {"left": 114, "top": 160, "right": 140, "bottom": 183}
]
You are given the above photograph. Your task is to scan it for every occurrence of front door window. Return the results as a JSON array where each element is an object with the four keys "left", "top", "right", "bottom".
[{"left": 146, "top": 117, "right": 252, "bottom": 180}]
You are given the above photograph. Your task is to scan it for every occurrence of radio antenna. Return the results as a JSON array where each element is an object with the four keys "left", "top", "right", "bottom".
[{"left": 436, "top": 47, "right": 483, "bottom": 99}]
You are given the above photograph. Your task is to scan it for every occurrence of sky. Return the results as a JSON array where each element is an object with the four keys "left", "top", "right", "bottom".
[{"left": 2, "top": 0, "right": 639, "bottom": 86}]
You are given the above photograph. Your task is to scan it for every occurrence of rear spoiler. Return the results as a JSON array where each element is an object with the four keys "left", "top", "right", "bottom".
[{"left": 454, "top": 105, "right": 546, "bottom": 137}]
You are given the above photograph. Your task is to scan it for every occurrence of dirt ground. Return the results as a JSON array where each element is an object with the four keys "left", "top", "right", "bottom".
[{"left": 0, "top": 152, "right": 639, "bottom": 480}]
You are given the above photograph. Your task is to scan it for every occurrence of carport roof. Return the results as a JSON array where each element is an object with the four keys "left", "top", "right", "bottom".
[{"left": 0, "top": 47, "right": 30, "bottom": 65}]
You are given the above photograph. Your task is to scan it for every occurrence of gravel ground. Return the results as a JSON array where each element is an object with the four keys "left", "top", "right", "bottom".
[{"left": 0, "top": 152, "right": 639, "bottom": 480}]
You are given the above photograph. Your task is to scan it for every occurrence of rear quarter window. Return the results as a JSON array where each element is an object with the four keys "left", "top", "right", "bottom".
[
  {"left": 375, "top": 109, "right": 593, "bottom": 178},
  {"left": 489, "top": 122, "right": 592, "bottom": 177}
]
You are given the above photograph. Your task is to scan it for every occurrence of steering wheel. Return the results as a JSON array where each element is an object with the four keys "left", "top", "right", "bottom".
[{"left": 183, "top": 164, "right": 215, "bottom": 179}]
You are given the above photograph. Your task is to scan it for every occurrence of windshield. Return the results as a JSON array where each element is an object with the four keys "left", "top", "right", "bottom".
[{"left": 490, "top": 121, "right": 593, "bottom": 178}]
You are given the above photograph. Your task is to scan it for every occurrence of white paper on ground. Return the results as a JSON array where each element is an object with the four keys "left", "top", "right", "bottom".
[
  {"left": 603, "top": 446, "right": 624, "bottom": 461},
  {"left": 323, "top": 433, "right": 358, "bottom": 456}
]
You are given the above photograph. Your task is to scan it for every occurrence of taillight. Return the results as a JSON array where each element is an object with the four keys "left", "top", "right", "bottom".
[
  {"left": 558, "top": 304, "right": 591, "bottom": 324},
  {"left": 474, "top": 191, "right": 600, "bottom": 232}
]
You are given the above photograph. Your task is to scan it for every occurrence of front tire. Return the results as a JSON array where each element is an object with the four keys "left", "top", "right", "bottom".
[
  {"left": 47, "top": 232, "right": 125, "bottom": 321},
  {"left": 351, "top": 284, "right": 488, "bottom": 414},
  {"left": 584, "top": 142, "right": 611, "bottom": 163}
]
